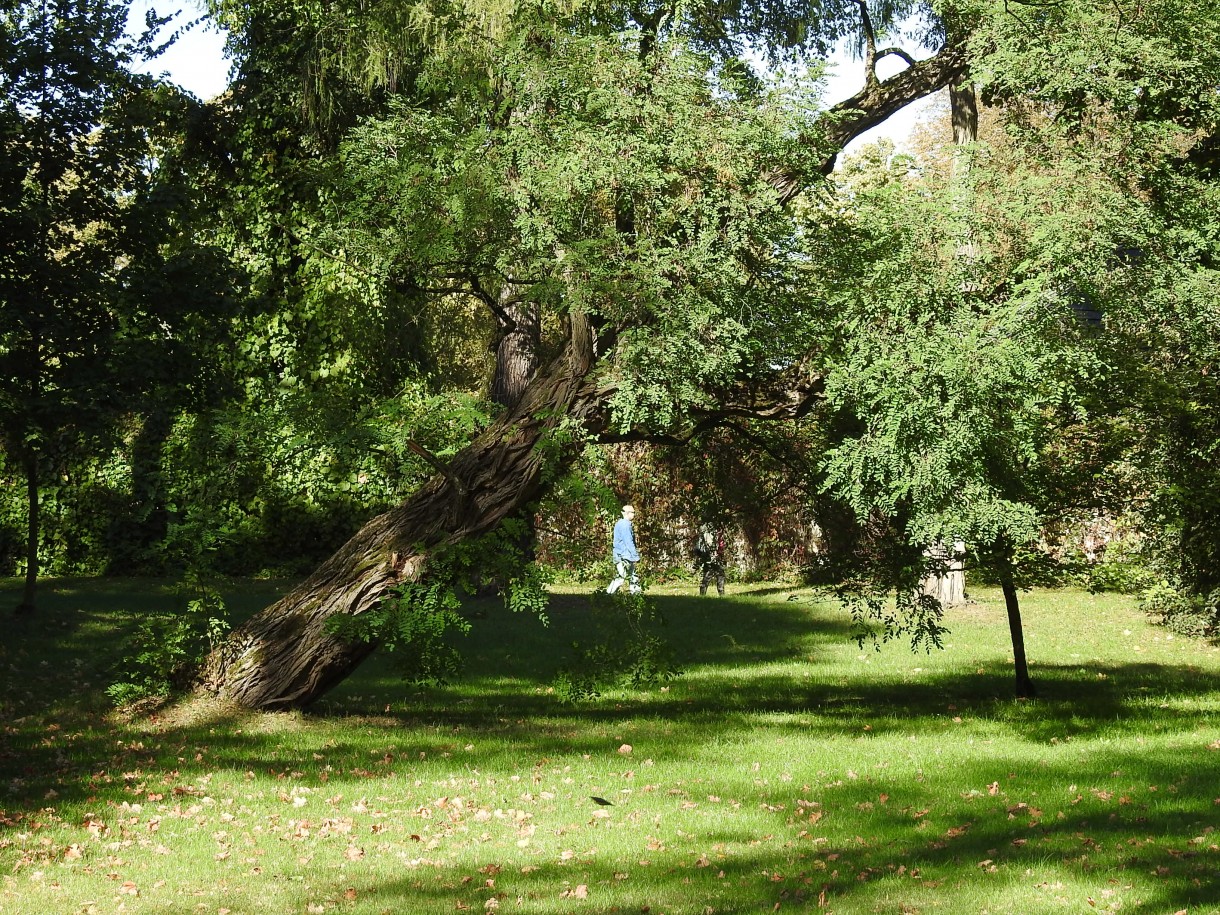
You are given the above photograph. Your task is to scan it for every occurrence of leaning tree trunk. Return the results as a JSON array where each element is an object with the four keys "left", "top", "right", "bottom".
[
  {"left": 196, "top": 35, "right": 972, "bottom": 711},
  {"left": 197, "top": 316, "right": 606, "bottom": 710}
]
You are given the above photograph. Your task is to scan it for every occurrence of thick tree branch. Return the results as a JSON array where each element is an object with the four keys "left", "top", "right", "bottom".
[
  {"left": 768, "top": 39, "right": 970, "bottom": 201},
  {"left": 820, "top": 39, "right": 969, "bottom": 168},
  {"left": 595, "top": 370, "right": 825, "bottom": 446}
]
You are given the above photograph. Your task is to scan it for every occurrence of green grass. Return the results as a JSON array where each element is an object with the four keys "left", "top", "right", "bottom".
[{"left": 1, "top": 577, "right": 1219, "bottom": 914}]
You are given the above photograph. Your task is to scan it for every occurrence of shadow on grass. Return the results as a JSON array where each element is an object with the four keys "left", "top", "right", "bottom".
[
  {"left": 2, "top": 579, "right": 1219, "bottom": 914},
  {"left": 119, "top": 747, "right": 1220, "bottom": 915}
]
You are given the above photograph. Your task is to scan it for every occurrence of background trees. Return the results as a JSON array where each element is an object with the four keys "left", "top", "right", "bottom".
[{"left": 0, "top": 0, "right": 238, "bottom": 609}]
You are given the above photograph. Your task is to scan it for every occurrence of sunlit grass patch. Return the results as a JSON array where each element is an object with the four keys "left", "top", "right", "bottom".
[{"left": 1, "top": 577, "right": 1218, "bottom": 913}]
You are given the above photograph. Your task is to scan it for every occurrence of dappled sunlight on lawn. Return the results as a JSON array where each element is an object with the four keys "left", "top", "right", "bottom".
[{"left": 1, "top": 577, "right": 1218, "bottom": 914}]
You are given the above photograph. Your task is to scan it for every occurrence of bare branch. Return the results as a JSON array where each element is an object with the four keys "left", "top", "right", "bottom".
[
  {"left": 405, "top": 440, "right": 468, "bottom": 500},
  {"left": 877, "top": 47, "right": 917, "bottom": 67}
]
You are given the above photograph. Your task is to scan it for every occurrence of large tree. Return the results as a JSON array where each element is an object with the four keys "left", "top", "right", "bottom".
[
  {"left": 809, "top": 0, "right": 1220, "bottom": 696},
  {"left": 195, "top": 0, "right": 969, "bottom": 708}
]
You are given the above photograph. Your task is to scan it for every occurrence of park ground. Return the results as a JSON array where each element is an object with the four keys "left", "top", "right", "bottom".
[{"left": 1, "top": 578, "right": 1218, "bottom": 914}]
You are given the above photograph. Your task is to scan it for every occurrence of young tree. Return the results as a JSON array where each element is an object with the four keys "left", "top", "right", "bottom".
[
  {"left": 812, "top": 162, "right": 1099, "bottom": 697},
  {"left": 812, "top": 0, "right": 1220, "bottom": 696}
]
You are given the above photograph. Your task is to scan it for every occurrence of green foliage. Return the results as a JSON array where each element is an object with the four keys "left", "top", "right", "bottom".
[
  {"left": 1078, "top": 545, "right": 1158, "bottom": 596},
  {"left": 815, "top": 171, "right": 1088, "bottom": 552},
  {"left": 840, "top": 587, "right": 949, "bottom": 654},
  {"left": 805, "top": 149, "right": 1102, "bottom": 646},
  {"left": 965, "top": 0, "right": 1220, "bottom": 615},
  {"left": 533, "top": 445, "right": 624, "bottom": 578},
  {"left": 804, "top": 0, "right": 1220, "bottom": 633},
  {"left": 0, "top": 0, "right": 243, "bottom": 591},
  {"left": 106, "top": 576, "right": 230, "bottom": 706},
  {"left": 504, "top": 562, "right": 552, "bottom": 620},
  {"left": 327, "top": 519, "right": 552, "bottom": 683},
  {"left": 1140, "top": 581, "right": 1220, "bottom": 642},
  {"left": 327, "top": 580, "right": 473, "bottom": 685},
  {"left": 149, "top": 380, "right": 489, "bottom": 576},
  {"left": 333, "top": 22, "right": 825, "bottom": 434},
  {"left": 554, "top": 590, "right": 681, "bottom": 700}
]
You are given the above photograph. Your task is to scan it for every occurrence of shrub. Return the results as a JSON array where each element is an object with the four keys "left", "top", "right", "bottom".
[
  {"left": 1140, "top": 581, "right": 1220, "bottom": 640},
  {"left": 106, "top": 578, "right": 230, "bottom": 706},
  {"left": 554, "top": 590, "right": 681, "bottom": 701}
]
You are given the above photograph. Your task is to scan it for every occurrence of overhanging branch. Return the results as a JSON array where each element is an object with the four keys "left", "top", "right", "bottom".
[
  {"left": 594, "top": 371, "right": 825, "bottom": 446},
  {"left": 768, "top": 39, "right": 970, "bottom": 201},
  {"left": 819, "top": 40, "right": 970, "bottom": 173}
]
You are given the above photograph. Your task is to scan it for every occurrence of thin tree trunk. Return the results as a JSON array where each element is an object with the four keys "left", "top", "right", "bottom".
[
  {"left": 198, "top": 315, "right": 604, "bottom": 709},
  {"left": 999, "top": 573, "right": 1036, "bottom": 699},
  {"left": 16, "top": 457, "right": 39, "bottom": 616}
]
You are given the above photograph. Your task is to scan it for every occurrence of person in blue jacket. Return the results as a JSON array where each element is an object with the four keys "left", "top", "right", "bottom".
[{"left": 606, "top": 504, "right": 641, "bottom": 594}]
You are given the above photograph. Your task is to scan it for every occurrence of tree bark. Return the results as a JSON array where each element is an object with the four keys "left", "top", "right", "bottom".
[
  {"left": 950, "top": 79, "right": 979, "bottom": 147},
  {"left": 999, "top": 573, "right": 1036, "bottom": 699},
  {"left": 198, "top": 315, "right": 605, "bottom": 709},
  {"left": 490, "top": 290, "right": 540, "bottom": 409},
  {"left": 486, "top": 286, "right": 542, "bottom": 591}
]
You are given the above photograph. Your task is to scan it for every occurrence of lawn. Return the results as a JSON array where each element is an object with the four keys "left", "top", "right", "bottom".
[{"left": 1, "top": 577, "right": 1218, "bottom": 914}]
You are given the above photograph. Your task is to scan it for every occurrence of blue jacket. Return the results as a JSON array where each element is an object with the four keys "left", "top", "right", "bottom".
[{"left": 612, "top": 518, "right": 639, "bottom": 562}]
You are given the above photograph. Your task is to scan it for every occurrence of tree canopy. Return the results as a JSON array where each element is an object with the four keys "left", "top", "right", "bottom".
[{"left": 2, "top": 0, "right": 1219, "bottom": 706}]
